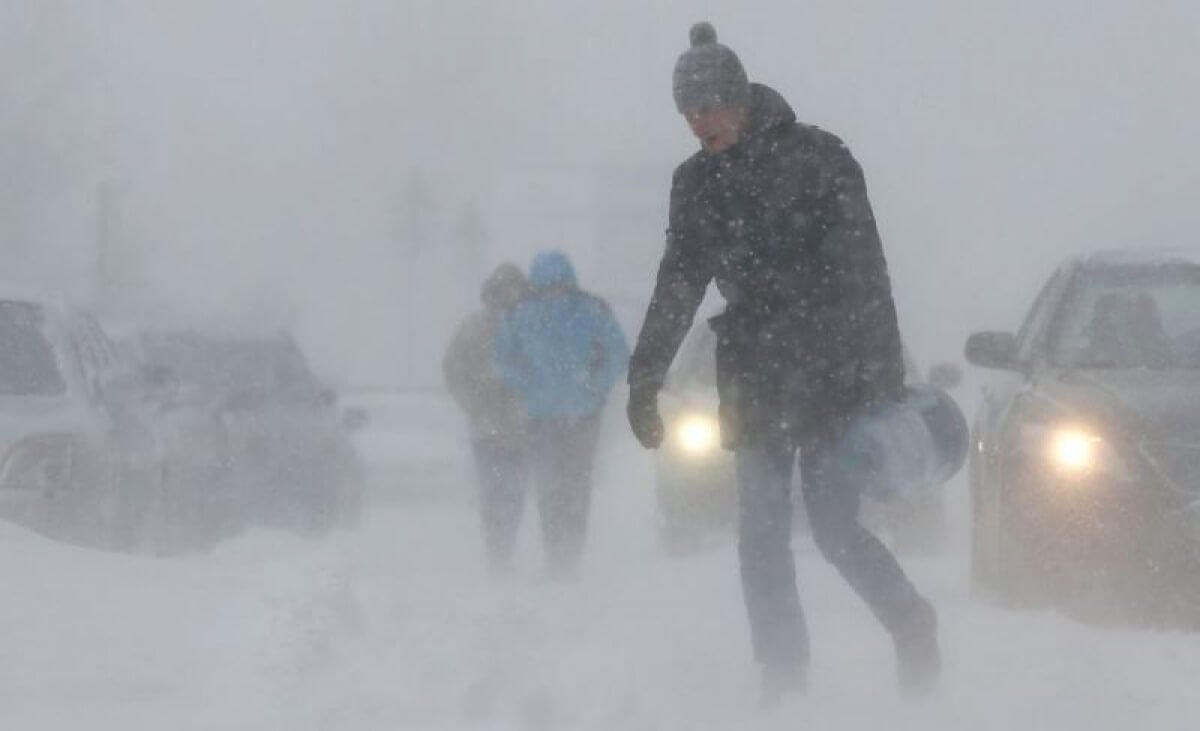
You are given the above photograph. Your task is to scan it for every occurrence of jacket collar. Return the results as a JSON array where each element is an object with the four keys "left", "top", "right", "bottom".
[{"left": 699, "top": 83, "right": 797, "bottom": 165}]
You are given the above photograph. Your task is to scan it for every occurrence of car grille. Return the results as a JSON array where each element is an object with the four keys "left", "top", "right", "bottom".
[{"left": 1141, "top": 440, "right": 1200, "bottom": 492}]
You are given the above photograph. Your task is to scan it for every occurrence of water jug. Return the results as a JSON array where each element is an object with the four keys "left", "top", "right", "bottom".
[{"left": 834, "top": 384, "right": 969, "bottom": 502}]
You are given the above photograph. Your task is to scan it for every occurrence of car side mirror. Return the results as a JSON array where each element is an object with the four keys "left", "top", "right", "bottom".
[
  {"left": 964, "top": 331, "right": 1021, "bottom": 371},
  {"left": 927, "top": 362, "right": 963, "bottom": 390}
]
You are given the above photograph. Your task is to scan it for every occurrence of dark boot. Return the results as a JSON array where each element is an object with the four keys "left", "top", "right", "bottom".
[{"left": 894, "top": 599, "right": 940, "bottom": 696}]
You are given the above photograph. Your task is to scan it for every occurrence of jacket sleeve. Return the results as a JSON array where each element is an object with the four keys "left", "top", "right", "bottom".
[
  {"left": 627, "top": 170, "right": 714, "bottom": 395},
  {"left": 491, "top": 311, "right": 530, "bottom": 399},
  {"left": 441, "top": 317, "right": 487, "bottom": 415},
  {"left": 820, "top": 140, "right": 905, "bottom": 400},
  {"left": 594, "top": 303, "right": 631, "bottom": 394}
]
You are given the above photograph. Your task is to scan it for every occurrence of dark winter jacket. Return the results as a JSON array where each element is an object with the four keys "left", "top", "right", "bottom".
[
  {"left": 495, "top": 252, "right": 630, "bottom": 419},
  {"left": 628, "top": 83, "right": 904, "bottom": 446},
  {"left": 443, "top": 268, "right": 529, "bottom": 441}
]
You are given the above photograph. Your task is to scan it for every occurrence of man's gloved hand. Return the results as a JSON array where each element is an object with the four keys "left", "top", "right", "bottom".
[{"left": 627, "top": 386, "right": 664, "bottom": 449}]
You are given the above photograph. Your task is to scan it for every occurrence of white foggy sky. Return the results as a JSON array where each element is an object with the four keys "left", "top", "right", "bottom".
[{"left": 8, "top": 0, "right": 1200, "bottom": 382}]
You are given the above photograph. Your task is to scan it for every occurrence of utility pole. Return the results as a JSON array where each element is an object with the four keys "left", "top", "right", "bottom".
[
  {"left": 451, "top": 202, "right": 488, "bottom": 285},
  {"left": 393, "top": 170, "right": 434, "bottom": 387},
  {"left": 95, "top": 180, "right": 119, "bottom": 314}
]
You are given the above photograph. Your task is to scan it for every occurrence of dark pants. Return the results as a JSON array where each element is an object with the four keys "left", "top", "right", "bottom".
[
  {"left": 471, "top": 436, "right": 529, "bottom": 569},
  {"left": 528, "top": 414, "right": 602, "bottom": 576},
  {"left": 735, "top": 429, "right": 930, "bottom": 675}
]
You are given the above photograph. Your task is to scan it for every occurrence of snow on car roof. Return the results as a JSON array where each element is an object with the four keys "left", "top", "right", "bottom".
[
  {"left": 0, "top": 283, "right": 74, "bottom": 312},
  {"left": 1071, "top": 248, "right": 1200, "bottom": 271}
]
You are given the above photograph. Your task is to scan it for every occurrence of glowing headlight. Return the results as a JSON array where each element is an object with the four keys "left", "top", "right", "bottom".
[
  {"left": 1018, "top": 422, "right": 1128, "bottom": 483},
  {"left": 1049, "top": 429, "right": 1100, "bottom": 473},
  {"left": 1027, "top": 425, "right": 1128, "bottom": 482},
  {"left": 674, "top": 414, "right": 720, "bottom": 456}
]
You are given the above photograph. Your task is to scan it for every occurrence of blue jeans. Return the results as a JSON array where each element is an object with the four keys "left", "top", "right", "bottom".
[
  {"left": 529, "top": 414, "right": 602, "bottom": 576},
  {"left": 736, "top": 431, "right": 930, "bottom": 674}
]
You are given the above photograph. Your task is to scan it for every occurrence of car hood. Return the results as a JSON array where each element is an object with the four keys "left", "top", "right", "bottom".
[
  {"left": 1049, "top": 369, "right": 1200, "bottom": 492},
  {"left": 1052, "top": 370, "right": 1200, "bottom": 439}
]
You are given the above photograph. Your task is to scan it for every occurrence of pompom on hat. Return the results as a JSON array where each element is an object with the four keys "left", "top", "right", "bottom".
[{"left": 672, "top": 22, "right": 751, "bottom": 114}]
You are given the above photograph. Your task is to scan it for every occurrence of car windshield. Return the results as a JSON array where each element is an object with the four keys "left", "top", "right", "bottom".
[
  {"left": 0, "top": 301, "right": 67, "bottom": 396},
  {"left": 140, "top": 333, "right": 323, "bottom": 405},
  {"left": 682, "top": 329, "right": 718, "bottom": 388},
  {"left": 1050, "top": 263, "right": 1200, "bottom": 369}
]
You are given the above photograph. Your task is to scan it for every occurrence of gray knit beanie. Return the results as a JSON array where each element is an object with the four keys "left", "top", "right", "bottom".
[{"left": 672, "top": 22, "right": 751, "bottom": 114}]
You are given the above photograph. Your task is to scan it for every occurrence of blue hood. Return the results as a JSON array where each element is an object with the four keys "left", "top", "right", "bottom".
[
  {"left": 493, "top": 253, "right": 630, "bottom": 419},
  {"left": 529, "top": 251, "right": 577, "bottom": 290}
]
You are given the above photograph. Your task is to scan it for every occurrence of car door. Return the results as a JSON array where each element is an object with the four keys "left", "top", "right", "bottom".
[{"left": 976, "top": 266, "right": 1074, "bottom": 495}]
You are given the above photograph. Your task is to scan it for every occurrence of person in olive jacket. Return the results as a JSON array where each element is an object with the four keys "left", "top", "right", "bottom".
[
  {"left": 626, "top": 23, "right": 939, "bottom": 699},
  {"left": 443, "top": 263, "right": 530, "bottom": 574}
]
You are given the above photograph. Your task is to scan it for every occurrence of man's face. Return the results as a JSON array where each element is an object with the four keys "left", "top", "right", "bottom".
[{"left": 684, "top": 105, "right": 748, "bottom": 154}]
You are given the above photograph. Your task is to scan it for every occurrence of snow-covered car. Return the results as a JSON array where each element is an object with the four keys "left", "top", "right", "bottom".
[
  {"left": 967, "top": 250, "right": 1200, "bottom": 625},
  {"left": 336, "top": 387, "right": 471, "bottom": 501},
  {"left": 0, "top": 288, "right": 167, "bottom": 551},
  {"left": 655, "top": 321, "right": 962, "bottom": 554},
  {"left": 132, "top": 330, "right": 364, "bottom": 535}
]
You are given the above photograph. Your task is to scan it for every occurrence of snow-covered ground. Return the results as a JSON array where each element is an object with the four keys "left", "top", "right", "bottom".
[{"left": 4, "top": 432, "right": 1200, "bottom": 731}]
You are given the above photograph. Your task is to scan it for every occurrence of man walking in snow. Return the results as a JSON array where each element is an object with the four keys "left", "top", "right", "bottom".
[
  {"left": 443, "top": 263, "right": 531, "bottom": 574},
  {"left": 494, "top": 251, "right": 630, "bottom": 579},
  {"left": 626, "top": 23, "right": 940, "bottom": 699}
]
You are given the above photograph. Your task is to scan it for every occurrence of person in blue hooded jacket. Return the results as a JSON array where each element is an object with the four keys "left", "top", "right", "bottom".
[{"left": 494, "top": 250, "right": 630, "bottom": 578}]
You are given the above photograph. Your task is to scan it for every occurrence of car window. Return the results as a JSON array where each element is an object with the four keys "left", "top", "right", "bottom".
[
  {"left": 81, "top": 314, "right": 120, "bottom": 370},
  {"left": 141, "top": 333, "right": 323, "bottom": 405},
  {"left": 1049, "top": 264, "right": 1200, "bottom": 369},
  {"left": 0, "top": 301, "right": 68, "bottom": 396},
  {"left": 69, "top": 317, "right": 114, "bottom": 383},
  {"left": 1015, "top": 268, "right": 1069, "bottom": 364}
]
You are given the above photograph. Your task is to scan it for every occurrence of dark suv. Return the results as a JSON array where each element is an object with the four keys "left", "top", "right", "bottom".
[
  {"left": 133, "top": 330, "right": 364, "bottom": 535},
  {"left": 966, "top": 250, "right": 1200, "bottom": 625}
]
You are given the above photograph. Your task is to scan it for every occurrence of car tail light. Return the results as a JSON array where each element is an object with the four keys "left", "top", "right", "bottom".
[{"left": 0, "top": 435, "right": 79, "bottom": 492}]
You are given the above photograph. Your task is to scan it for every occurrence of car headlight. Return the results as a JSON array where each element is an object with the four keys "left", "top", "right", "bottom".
[
  {"left": 672, "top": 413, "right": 720, "bottom": 456},
  {"left": 1022, "top": 424, "right": 1128, "bottom": 482},
  {"left": 1049, "top": 429, "right": 1100, "bottom": 473}
]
